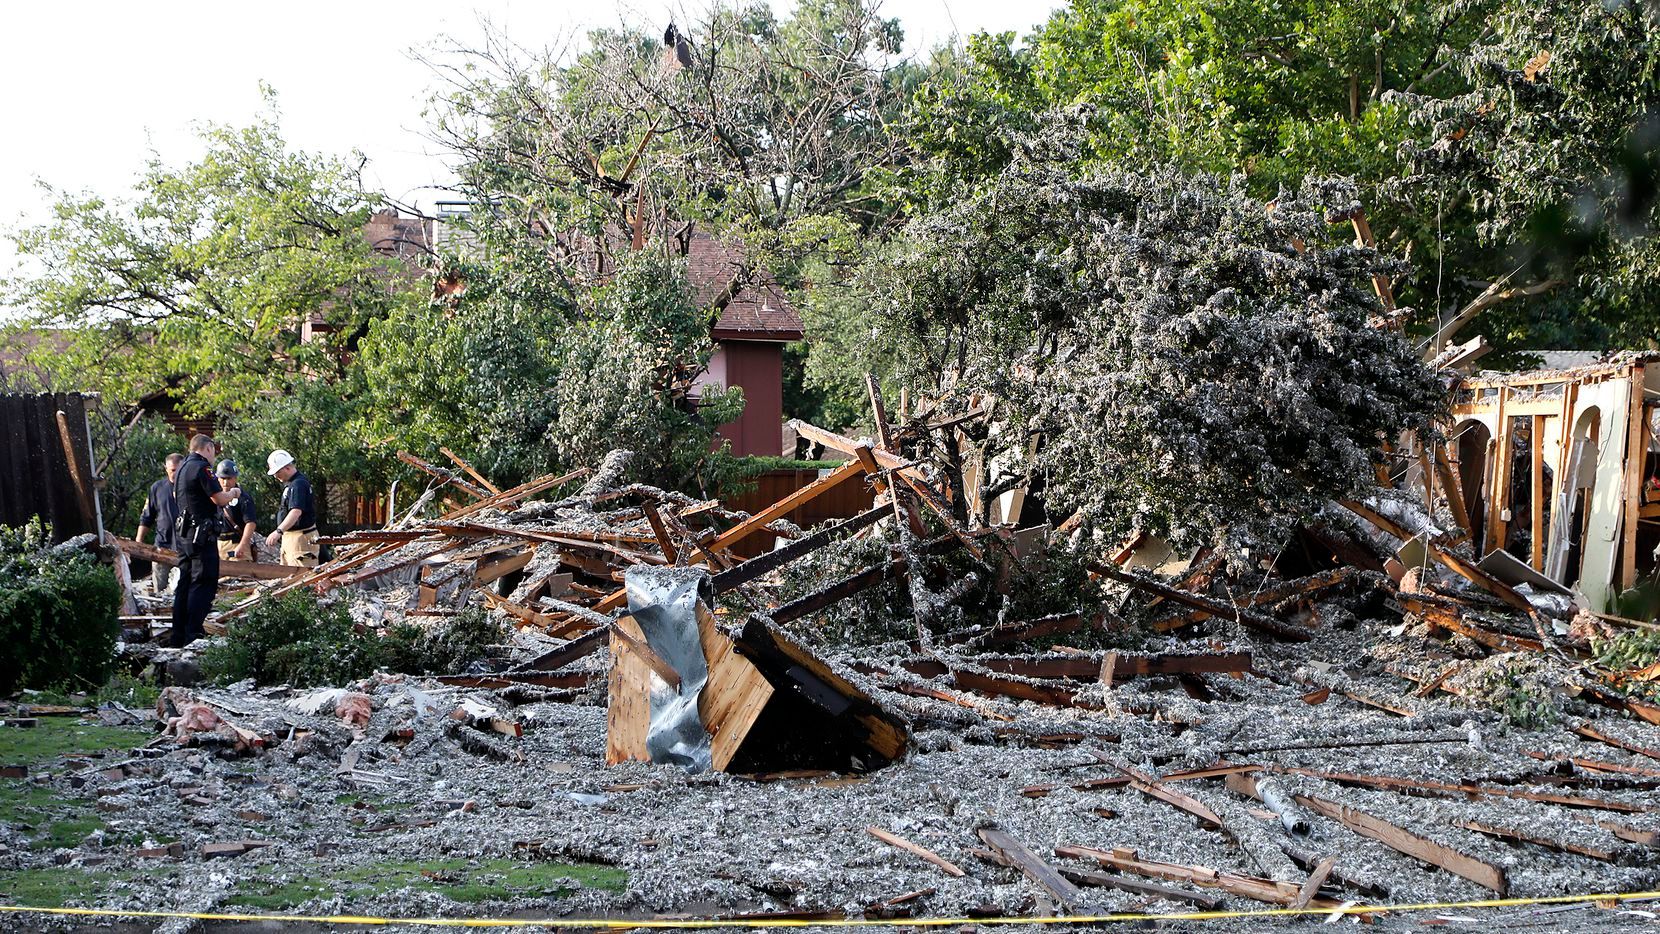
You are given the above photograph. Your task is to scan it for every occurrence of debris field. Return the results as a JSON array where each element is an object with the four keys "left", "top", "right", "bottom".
[{"left": 8, "top": 382, "right": 1660, "bottom": 933}]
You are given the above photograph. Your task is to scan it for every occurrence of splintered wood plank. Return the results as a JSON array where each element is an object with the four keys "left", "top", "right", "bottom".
[
  {"left": 952, "top": 670, "right": 1092, "bottom": 708},
  {"left": 1097, "top": 757, "right": 1224, "bottom": 829},
  {"left": 605, "top": 614, "right": 653, "bottom": 766},
  {"left": 439, "top": 446, "right": 501, "bottom": 495},
  {"left": 1267, "top": 765, "right": 1650, "bottom": 813},
  {"left": 1454, "top": 819, "right": 1619, "bottom": 862},
  {"left": 709, "top": 460, "right": 867, "bottom": 554},
  {"left": 1573, "top": 724, "right": 1660, "bottom": 763},
  {"left": 696, "top": 604, "right": 773, "bottom": 772},
  {"left": 1057, "top": 866, "right": 1221, "bottom": 909},
  {"left": 1053, "top": 844, "right": 1306, "bottom": 906},
  {"left": 1573, "top": 815, "right": 1660, "bottom": 847},
  {"left": 1020, "top": 764, "right": 1259, "bottom": 799},
  {"left": 1294, "top": 794, "right": 1508, "bottom": 894},
  {"left": 1150, "top": 569, "right": 1353, "bottom": 631},
  {"left": 735, "top": 618, "right": 909, "bottom": 763},
  {"left": 474, "top": 548, "right": 536, "bottom": 586},
  {"left": 1342, "top": 499, "right": 1534, "bottom": 614},
  {"left": 642, "top": 502, "right": 679, "bottom": 565},
  {"left": 978, "top": 828, "right": 1084, "bottom": 910},
  {"left": 589, "top": 461, "right": 871, "bottom": 615},
  {"left": 1088, "top": 561, "right": 1311, "bottom": 641},
  {"left": 866, "top": 826, "right": 965, "bottom": 877},
  {"left": 1293, "top": 857, "right": 1336, "bottom": 909}
]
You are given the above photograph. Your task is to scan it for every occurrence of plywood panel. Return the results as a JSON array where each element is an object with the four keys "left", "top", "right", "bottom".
[
  {"left": 605, "top": 606, "right": 775, "bottom": 771},
  {"left": 605, "top": 615, "right": 652, "bottom": 765},
  {"left": 697, "top": 604, "right": 773, "bottom": 771}
]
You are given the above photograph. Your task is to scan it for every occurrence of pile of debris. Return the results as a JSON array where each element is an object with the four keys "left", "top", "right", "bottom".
[{"left": 10, "top": 362, "right": 1660, "bottom": 925}]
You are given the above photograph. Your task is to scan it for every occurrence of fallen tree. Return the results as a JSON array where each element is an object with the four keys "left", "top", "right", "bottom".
[{"left": 862, "top": 125, "right": 1445, "bottom": 553}]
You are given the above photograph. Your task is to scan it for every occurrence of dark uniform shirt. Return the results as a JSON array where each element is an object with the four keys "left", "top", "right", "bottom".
[
  {"left": 138, "top": 477, "right": 177, "bottom": 548},
  {"left": 280, "top": 471, "right": 317, "bottom": 531},
  {"left": 172, "top": 453, "right": 220, "bottom": 550},
  {"left": 219, "top": 488, "right": 257, "bottom": 542}
]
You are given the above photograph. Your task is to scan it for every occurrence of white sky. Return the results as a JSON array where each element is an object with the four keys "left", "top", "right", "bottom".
[{"left": 0, "top": 0, "right": 1057, "bottom": 276}]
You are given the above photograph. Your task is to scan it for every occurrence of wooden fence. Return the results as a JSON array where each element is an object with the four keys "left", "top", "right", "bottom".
[
  {"left": 0, "top": 392, "right": 102, "bottom": 542},
  {"left": 723, "top": 467, "right": 875, "bottom": 558}
]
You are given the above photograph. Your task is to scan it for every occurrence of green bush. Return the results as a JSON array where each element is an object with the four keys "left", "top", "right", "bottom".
[
  {"left": 201, "top": 592, "right": 505, "bottom": 687},
  {"left": 0, "top": 521, "right": 122, "bottom": 695}
]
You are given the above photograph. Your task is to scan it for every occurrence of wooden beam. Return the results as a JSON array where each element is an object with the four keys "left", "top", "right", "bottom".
[
  {"left": 711, "top": 506, "right": 887, "bottom": 594},
  {"left": 1531, "top": 414, "right": 1547, "bottom": 570},
  {"left": 641, "top": 502, "right": 679, "bottom": 565},
  {"left": 1435, "top": 444, "right": 1474, "bottom": 539},
  {"left": 111, "top": 537, "right": 302, "bottom": 580},
  {"left": 1150, "top": 568, "right": 1352, "bottom": 632},
  {"left": 55, "top": 409, "right": 96, "bottom": 529},
  {"left": 1057, "top": 866, "right": 1222, "bottom": 910},
  {"left": 1101, "top": 756, "right": 1225, "bottom": 830},
  {"left": 1622, "top": 369, "right": 1647, "bottom": 589},
  {"left": 1088, "top": 561, "right": 1311, "bottom": 641},
  {"left": 1230, "top": 772, "right": 1507, "bottom": 894},
  {"left": 1351, "top": 210, "right": 1397, "bottom": 314},
  {"left": 866, "top": 826, "right": 965, "bottom": 877},
  {"left": 710, "top": 460, "right": 867, "bottom": 555},
  {"left": 1488, "top": 388, "right": 1511, "bottom": 553},
  {"left": 1341, "top": 500, "right": 1536, "bottom": 614},
  {"left": 1298, "top": 794, "right": 1507, "bottom": 893},
  {"left": 978, "top": 828, "right": 1084, "bottom": 910},
  {"left": 397, "top": 450, "right": 488, "bottom": 499},
  {"left": 1264, "top": 765, "right": 1650, "bottom": 814},
  {"left": 789, "top": 419, "right": 921, "bottom": 479},
  {"left": 1293, "top": 857, "right": 1337, "bottom": 909},
  {"left": 439, "top": 446, "right": 501, "bottom": 495},
  {"left": 439, "top": 467, "right": 590, "bottom": 523},
  {"left": 1054, "top": 844, "right": 1310, "bottom": 907}
]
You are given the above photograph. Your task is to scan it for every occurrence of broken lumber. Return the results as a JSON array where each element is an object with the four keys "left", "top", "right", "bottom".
[
  {"left": 1056, "top": 866, "right": 1222, "bottom": 909},
  {"left": 1263, "top": 765, "right": 1651, "bottom": 813},
  {"left": 1297, "top": 795, "right": 1507, "bottom": 894},
  {"left": 866, "top": 826, "right": 965, "bottom": 877},
  {"left": 1054, "top": 844, "right": 1312, "bottom": 906},
  {"left": 1454, "top": 819, "right": 1619, "bottom": 862},
  {"left": 1149, "top": 568, "right": 1355, "bottom": 632},
  {"left": 1087, "top": 561, "right": 1311, "bottom": 641},
  {"left": 979, "top": 828, "right": 1084, "bottom": 911}
]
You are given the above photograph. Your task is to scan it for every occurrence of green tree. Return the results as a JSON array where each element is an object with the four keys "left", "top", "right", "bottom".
[
  {"left": 909, "top": 0, "right": 1658, "bottom": 352},
  {"left": 864, "top": 134, "right": 1444, "bottom": 550},
  {"left": 5, "top": 98, "right": 418, "bottom": 419},
  {"left": 354, "top": 246, "right": 742, "bottom": 492}
]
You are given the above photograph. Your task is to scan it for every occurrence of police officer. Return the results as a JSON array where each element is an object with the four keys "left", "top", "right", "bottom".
[
  {"left": 170, "top": 435, "right": 240, "bottom": 647},
  {"left": 264, "top": 449, "right": 319, "bottom": 567},
  {"left": 215, "top": 459, "right": 259, "bottom": 562},
  {"left": 135, "top": 452, "right": 184, "bottom": 594}
]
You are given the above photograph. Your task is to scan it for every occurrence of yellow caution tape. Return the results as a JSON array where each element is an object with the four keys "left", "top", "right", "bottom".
[{"left": 1, "top": 890, "right": 1659, "bottom": 928}]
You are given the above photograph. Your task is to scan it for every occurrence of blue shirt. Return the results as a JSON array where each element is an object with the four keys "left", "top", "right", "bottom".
[
  {"left": 219, "top": 487, "right": 257, "bottom": 542},
  {"left": 280, "top": 471, "right": 317, "bottom": 531},
  {"left": 138, "top": 477, "right": 177, "bottom": 548}
]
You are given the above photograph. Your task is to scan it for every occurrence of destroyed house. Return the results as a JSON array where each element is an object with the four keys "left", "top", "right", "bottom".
[{"left": 1442, "top": 353, "right": 1659, "bottom": 610}]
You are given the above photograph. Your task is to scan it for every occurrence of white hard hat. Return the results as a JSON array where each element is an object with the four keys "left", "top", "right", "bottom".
[{"left": 266, "top": 449, "right": 295, "bottom": 476}]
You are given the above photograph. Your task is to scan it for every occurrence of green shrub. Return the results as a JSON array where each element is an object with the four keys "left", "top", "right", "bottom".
[
  {"left": 201, "top": 592, "right": 505, "bottom": 687},
  {"left": 0, "top": 521, "right": 122, "bottom": 695},
  {"left": 410, "top": 608, "right": 506, "bottom": 675}
]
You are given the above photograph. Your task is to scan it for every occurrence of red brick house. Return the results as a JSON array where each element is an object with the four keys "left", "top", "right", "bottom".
[{"left": 684, "top": 235, "right": 805, "bottom": 457}]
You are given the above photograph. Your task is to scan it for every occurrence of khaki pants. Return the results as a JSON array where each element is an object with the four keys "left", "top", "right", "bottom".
[
  {"left": 280, "top": 528, "right": 320, "bottom": 568},
  {"left": 217, "top": 540, "right": 239, "bottom": 562}
]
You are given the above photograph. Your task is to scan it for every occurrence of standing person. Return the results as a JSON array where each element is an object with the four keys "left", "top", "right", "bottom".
[
  {"left": 171, "top": 436, "right": 240, "bottom": 647},
  {"left": 264, "top": 449, "right": 319, "bottom": 567},
  {"left": 134, "top": 453, "right": 184, "bottom": 594},
  {"left": 215, "top": 459, "right": 258, "bottom": 562}
]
